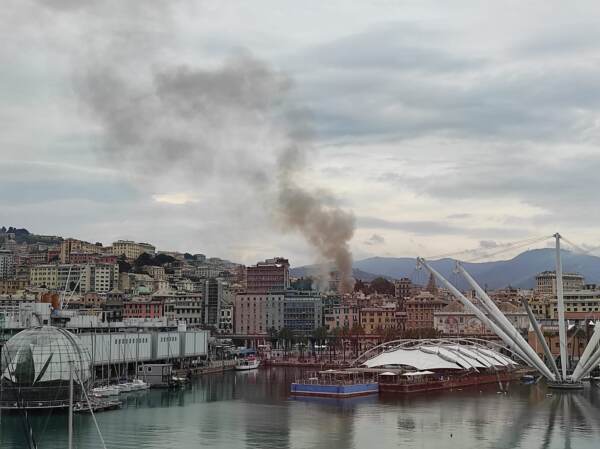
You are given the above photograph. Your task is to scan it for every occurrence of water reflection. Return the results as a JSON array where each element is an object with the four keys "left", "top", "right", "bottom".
[{"left": 1, "top": 369, "right": 600, "bottom": 449}]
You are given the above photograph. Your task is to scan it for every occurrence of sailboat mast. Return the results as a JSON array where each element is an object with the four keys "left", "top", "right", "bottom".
[
  {"left": 68, "top": 362, "right": 74, "bottom": 449},
  {"left": 555, "top": 233, "right": 568, "bottom": 380}
]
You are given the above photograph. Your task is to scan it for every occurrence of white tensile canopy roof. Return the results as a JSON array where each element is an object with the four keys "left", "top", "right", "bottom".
[{"left": 362, "top": 344, "right": 517, "bottom": 371}]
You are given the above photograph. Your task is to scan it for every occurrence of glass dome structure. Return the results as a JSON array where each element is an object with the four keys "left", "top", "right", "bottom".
[{"left": 0, "top": 326, "right": 91, "bottom": 409}]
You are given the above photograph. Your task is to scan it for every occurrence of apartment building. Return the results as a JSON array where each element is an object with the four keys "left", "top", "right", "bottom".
[
  {"left": 324, "top": 304, "right": 360, "bottom": 331},
  {"left": 60, "top": 238, "right": 100, "bottom": 263},
  {"left": 112, "top": 240, "right": 156, "bottom": 260},
  {"left": 30, "top": 263, "right": 119, "bottom": 293},
  {"left": 234, "top": 292, "right": 285, "bottom": 335},
  {"left": 246, "top": 257, "right": 290, "bottom": 293},
  {"left": 0, "top": 250, "right": 16, "bottom": 279},
  {"left": 360, "top": 305, "right": 398, "bottom": 334},
  {"left": 535, "top": 271, "right": 585, "bottom": 296},
  {"left": 404, "top": 291, "right": 449, "bottom": 330}
]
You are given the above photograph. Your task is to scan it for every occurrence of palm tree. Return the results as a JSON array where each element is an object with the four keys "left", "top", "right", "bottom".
[
  {"left": 350, "top": 323, "right": 365, "bottom": 357},
  {"left": 329, "top": 327, "right": 341, "bottom": 361},
  {"left": 267, "top": 327, "right": 279, "bottom": 350},
  {"left": 278, "top": 327, "right": 295, "bottom": 358},
  {"left": 311, "top": 327, "right": 329, "bottom": 359},
  {"left": 297, "top": 334, "right": 308, "bottom": 360},
  {"left": 341, "top": 324, "right": 351, "bottom": 362}
]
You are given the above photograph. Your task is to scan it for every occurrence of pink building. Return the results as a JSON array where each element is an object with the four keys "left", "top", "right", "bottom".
[
  {"left": 246, "top": 257, "right": 290, "bottom": 293},
  {"left": 234, "top": 293, "right": 285, "bottom": 335},
  {"left": 123, "top": 299, "right": 165, "bottom": 320}
]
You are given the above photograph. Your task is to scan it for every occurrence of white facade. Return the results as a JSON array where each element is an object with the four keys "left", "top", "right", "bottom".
[{"left": 30, "top": 263, "right": 119, "bottom": 293}]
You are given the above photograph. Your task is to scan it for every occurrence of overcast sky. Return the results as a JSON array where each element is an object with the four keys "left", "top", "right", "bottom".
[{"left": 2, "top": 1, "right": 600, "bottom": 266}]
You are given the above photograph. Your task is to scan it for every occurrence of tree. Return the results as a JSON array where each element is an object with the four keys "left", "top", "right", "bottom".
[
  {"left": 297, "top": 335, "right": 308, "bottom": 360},
  {"left": 153, "top": 253, "right": 175, "bottom": 265},
  {"left": 368, "top": 277, "right": 395, "bottom": 295},
  {"left": 117, "top": 256, "right": 132, "bottom": 273},
  {"left": 402, "top": 328, "right": 440, "bottom": 339},
  {"left": 134, "top": 252, "right": 155, "bottom": 268},
  {"left": 382, "top": 326, "right": 401, "bottom": 342},
  {"left": 267, "top": 327, "right": 279, "bottom": 349},
  {"left": 354, "top": 279, "right": 368, "bottom": 294},
  {"left": 278, "top": 328, "right": 295, "bottom": 358},
  {"left": 350, "top": 323, "right": 365, "bottom": 357},
  {"left": 340, "top": 324, "right": 352, "bottom": 362},
  {"left": 311, "top": 327, "right": 329, "bottom": 358},
  {"left": 329, "top": 327, "right": 341, "bottom": 361}
]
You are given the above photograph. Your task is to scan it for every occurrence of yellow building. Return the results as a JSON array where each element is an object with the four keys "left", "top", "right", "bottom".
[
  {"left": 29, "top": 265, "right": 59, "bottom": 289},
  {"left": 112, "top": 240, "right": 156, "bottom": 260},
  {"left": 360, "top": 305, "right": 397, "bottom": 334}
]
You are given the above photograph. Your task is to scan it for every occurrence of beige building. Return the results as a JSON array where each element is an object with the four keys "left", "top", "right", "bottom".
[
  {"left": 30, "top": 264, "right": 60, "bottom": 289},
  {"left": 360, "top": 305, "right": 397, "bottom": 334},
  {"left": 112, "top": 240, "right": 156, "bottom": 260},
  {"left": 144, "top": 265, "right": 166, "bottom": 279},
  {"left": 535, "top": 271, "right": 584, "bottom": 296},
  {"left": 60, "top": 238, "right": 100, "bottom": 263},
  {"left": 30, "top": 263, "right": 119, "bottom": 293},
  {"left": 529, "top": 288, "right": 600, "bottom": 320},
  {"left": 0, "top": 278, "right": 28, "bottom": 295},
  {"left": 234, "top": 292, "right": 285, "bottom": 335}
]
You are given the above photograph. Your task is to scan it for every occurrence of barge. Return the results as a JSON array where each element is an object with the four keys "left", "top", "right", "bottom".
[
  {"left": 378, "top": 370, "right": 520, "bottom": 394},
  {"left": 291, "top": 370, "right": 379, "bottom": 398}
]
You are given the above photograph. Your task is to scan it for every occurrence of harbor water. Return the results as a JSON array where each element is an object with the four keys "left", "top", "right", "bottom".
[{"left": 2, "top": 367, "right": 600, "bottom": 449}]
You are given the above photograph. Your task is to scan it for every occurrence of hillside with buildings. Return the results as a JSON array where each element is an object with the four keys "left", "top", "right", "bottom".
[{"left": 3, "top": 226, "right": 600, "bottom": 370}]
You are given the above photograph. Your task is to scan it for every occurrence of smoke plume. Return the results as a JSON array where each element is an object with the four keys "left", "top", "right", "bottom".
[{"left": 42, "top": 2, "right": 356, "bottom": 292}]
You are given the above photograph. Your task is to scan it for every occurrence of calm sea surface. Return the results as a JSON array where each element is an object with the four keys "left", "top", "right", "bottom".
[{"left": 2, "top": 367, "right": 600, "bottom": 449}]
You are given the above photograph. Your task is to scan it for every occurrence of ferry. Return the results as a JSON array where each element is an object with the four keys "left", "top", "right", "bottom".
[{"left": 235, "top": 356, "right": 260, "bottom": 371}]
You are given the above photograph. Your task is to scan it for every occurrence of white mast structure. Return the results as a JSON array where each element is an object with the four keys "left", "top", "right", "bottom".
[
  {"left": 454, "top": 262, "right": 556, "bottom": 380},
  {"left": 554, "top": 233, "right": 568, "bottom": 380},
  {"left": 416, "top": 258, "right": 545, "bottom": 372},
  {"left": 420, "top": 232, "right": 600, "bottom": 387},
  {"left": 520, "top": 297, "right": 561, "bottom": 380}
]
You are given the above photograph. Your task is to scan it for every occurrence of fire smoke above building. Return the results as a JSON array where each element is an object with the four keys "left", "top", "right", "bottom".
[{"left": 66, "top": 7, "right": 356, "bottom": 292}]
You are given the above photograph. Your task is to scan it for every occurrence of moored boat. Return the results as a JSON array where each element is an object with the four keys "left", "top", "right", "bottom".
[
  {"left": 547, "top": 381, "right": 585, "bottom": 390},
  {"left": 91, "top": 386, "right": 120, "bottom": 398},
  {"left": 130, "top": 378, "right": 150, "bottom": 390},
  {"left": 235, "top": 356, "right": 260, "bottom": 371}
]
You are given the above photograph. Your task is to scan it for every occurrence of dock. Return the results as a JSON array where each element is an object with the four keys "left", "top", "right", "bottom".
[{"left": 74, "top": 398, "right": 122, "bottom": 414}]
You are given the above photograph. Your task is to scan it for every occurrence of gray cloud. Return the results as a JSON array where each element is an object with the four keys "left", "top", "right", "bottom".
[
  {"left": 301, "top": 23, "right": 483, "bottom": 73},
  {"left": 357, "top": 216, "right": 526, "bottom": 238},
  {"left": 4, "top": 1, "right": 600, "bottom": 262},
  {"left": 364, "top": 233, "right": 385, "bottom": 246}
]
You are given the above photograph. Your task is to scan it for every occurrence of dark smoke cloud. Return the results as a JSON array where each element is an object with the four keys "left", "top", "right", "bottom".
[{"left": 58, "top": 3, "right": 356, "bottom": 291}]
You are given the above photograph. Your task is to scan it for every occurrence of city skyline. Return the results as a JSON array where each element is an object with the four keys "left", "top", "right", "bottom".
[{"left": 3, "top": 1, "right": 600, "bottom": 267}]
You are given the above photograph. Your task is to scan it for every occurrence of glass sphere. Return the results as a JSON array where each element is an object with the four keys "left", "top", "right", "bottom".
[{"left": 1, "top": 326, "right": 91, "bottom": 408}]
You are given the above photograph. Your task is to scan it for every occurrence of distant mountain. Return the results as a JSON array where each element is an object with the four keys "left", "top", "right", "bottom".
[
  {"left": 290, "top": 266, "right": 388, "bottom": 282},
  {"left": 292, "top": 249, "right": 600, "bottom": 290}
]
